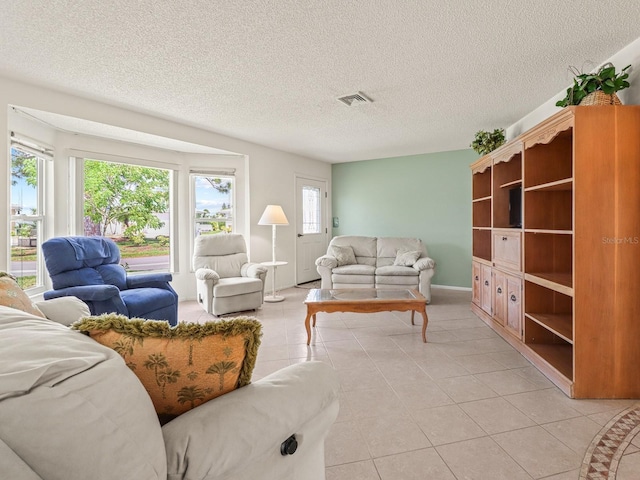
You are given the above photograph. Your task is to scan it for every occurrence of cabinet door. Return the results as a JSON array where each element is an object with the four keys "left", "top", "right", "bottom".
[
  {"left": 481, "top": 264, "right": 492, "bottom": 314},
  {"left": 493, "top": 231, "right": 521, "bottom": 271},
  {"left": 493, "top": 271, "right": 507, "bottom": 326},
  {"left": 472, "top": 262, "right": 482, "bottom": 306},
  {"left": 506, "top": 276, "right": 522, "bottom": 338}
]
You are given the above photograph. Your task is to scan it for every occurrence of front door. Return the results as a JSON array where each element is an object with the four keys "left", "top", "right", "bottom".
[{"left": 295, "top": 176, "right": 328, "bottom": 284}]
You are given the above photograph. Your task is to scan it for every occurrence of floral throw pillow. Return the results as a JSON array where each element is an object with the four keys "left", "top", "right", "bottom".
[
  {"left": 393, "top": 250, "right": 422, "bottom": 267},
  {"left": 0, "top": 271, "right": 46, "bottom": 318},
  {"left": 72, "top": 314, "right": 261, "bottom": 423},
  {"left": 328, "top": 245, "right": 357, "bottom": 266}
]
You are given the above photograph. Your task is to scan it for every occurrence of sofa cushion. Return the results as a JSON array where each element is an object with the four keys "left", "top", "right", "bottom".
[
  {"left": 73, "top": 314, "right": 262, "bottom": 423},
  {"left": 393, "top": 250, "right": 422, "bottom": 267},
  {"left": 376, "top": 265, "right": 420, "bottom": 276},
  {"left": 377, "top": 237, "right": 425, "bottom": 267},
  {"left": 0, "top": 306, "right": 167, "bottom": 479},
  {"left": 333, "top": 264, "right": 376, "bottom": 276},
  {"left": 34, "top": 296, "right": 91, "bottom": 326},
  {"left": 330, "top": 235, "right": 377, "bottom": 266},
  {"left": 376, "top": 275, "right": 419, "bottom": 287},
  {"left": 193, "top": 234, "right": 249, "bottom": 278},
  {"left": 0, "top": 272, "right": 45, "bottom": 318},
  {"left": 328, "top": 245, "right": 357, "bottom": 266},
  {"left": 214, "top": 277, "right": 264, "bottom": 298},
  {"left": 120, "top": 287, "right": 177, "bottom": 317},
  {"left": 332, "top": 274, "right": 375, "bottom": 285}
]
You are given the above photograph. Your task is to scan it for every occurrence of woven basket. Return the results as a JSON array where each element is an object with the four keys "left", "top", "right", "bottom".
[{"left": 580, "top": 91, "right": 622, "bottom": 106}]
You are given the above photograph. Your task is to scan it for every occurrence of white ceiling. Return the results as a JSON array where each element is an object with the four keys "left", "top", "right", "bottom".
[{"left": 1, "top": 1, "right": 640, "bottom": 163}]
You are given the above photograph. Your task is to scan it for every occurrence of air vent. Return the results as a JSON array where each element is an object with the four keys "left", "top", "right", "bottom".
[{"left": 337, "top": 91, "right": 373, "bottom": 106}]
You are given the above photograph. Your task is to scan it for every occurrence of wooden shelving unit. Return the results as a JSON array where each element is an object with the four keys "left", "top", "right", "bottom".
[
  {"left": 471, "top": 158, "right": 493, "bottom": 264},
  {"left": 470, "top": 106, "right": 640, "bottom": 398},
  {"left": 493, "top": 147, "right": 522, "bottom": 229}
]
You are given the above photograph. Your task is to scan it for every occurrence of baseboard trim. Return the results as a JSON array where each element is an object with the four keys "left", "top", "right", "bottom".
[{"left": 432, "top": 284, "right": 472, "bottom": 292}]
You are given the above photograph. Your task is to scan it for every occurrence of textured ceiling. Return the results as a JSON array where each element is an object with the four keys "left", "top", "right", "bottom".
[{"left": 1, "top": 1, "right": 640, "bottom": 163}]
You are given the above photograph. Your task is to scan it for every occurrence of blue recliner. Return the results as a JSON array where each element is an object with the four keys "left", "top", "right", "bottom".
[{"left": 42, "top": 236, "right": 178, "bottom": 326}]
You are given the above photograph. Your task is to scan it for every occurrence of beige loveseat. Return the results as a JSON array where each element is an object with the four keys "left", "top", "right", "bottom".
[{"left": 315, "top": 235, "right": 436, "bottom": 303}]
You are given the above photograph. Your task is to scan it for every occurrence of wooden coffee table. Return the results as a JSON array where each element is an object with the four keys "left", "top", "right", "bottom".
[{"left": 303, "top": 288, "right": 428, "bottom": 345}]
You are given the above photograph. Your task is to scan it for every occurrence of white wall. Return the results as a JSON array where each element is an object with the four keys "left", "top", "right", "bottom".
[
  {"left": 507, "top": 37, "right": 640, "bottom": 139},
  {"left": 1, "top": 76, "right": 332, "bottom": 301}
]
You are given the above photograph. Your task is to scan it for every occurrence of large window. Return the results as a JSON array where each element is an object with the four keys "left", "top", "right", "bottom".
[
  {"left": 82, "top": 158, "right": 172, "bottom": 273},
  {"left": 10, "top": 141, "right": 48, "bottom": 290},
  {"left": 192, "top": 173, "right": 234, "bottom": 237}
]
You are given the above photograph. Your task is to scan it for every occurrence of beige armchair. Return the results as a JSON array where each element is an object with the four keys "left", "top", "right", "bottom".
[{"left": 193, "top": 234, "right": 267, "bottom": 315}]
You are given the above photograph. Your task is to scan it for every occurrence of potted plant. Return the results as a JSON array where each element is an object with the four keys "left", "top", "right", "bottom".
[
  {"left": 556, "top": 62, "right": 631, "bottom": 107},
  {"left": 470, "top": 128, "right": 506, "bottom": 156}
]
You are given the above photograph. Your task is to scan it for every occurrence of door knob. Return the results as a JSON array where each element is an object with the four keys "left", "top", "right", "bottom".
[{"left": 297, "top": 233, "right": 304, "bottom": 237}]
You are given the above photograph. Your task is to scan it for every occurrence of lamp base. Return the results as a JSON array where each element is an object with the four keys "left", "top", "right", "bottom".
[{"left": 264, "top": 295, "right": 285, "bottom": 303}]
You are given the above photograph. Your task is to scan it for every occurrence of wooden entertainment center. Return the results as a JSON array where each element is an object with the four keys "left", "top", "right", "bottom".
[{"left": 470, "top": 106, "right": 640, "bottom": 398}]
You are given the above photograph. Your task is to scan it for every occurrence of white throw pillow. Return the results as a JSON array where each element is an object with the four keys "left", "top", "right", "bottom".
[
  {"left": 35, "top": 296, "right": 91, "bottom": 326},
  {"left": 328, "top": 245, "right": 357, "bottom": 266},
  {"left": 393, "top": 250, "right": 422, "bottom": 267}
]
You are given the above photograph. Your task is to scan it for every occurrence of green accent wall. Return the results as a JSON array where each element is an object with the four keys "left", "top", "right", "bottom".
[{"left": 331, "top": 149, "right": 478, "bottom": 288}]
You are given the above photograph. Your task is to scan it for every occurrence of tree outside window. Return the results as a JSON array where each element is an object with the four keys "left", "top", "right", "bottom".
[{"left": 83, "top": 159, "right": 171, "bottom": 272}]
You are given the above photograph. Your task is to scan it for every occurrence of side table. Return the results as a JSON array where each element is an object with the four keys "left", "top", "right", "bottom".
[{"left": 261, "top": 261, "right": 288, "bottom": 302}]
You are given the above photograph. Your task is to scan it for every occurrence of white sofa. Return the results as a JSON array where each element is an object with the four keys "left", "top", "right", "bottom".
[
  {"left": 0, "top": 300, "right": 340, "bottom": 480},
  {"left": 315, "top": 235, "right": 436, "bottom": 303}
]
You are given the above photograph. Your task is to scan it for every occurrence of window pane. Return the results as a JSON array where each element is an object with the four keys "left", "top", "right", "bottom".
[
  {"left": 10, "top": 219, "right": 40, "bottom": 289},
  {"left": 302, "top": 186, "right": 321, "bottom": 234},
  {"left": 11, "top": 148, "right": 38, "bottom": 215},
  {"left": 193, "top": 175, "right": 234, "bottom": 237},
  {"left": 83, "top": 159, "right": 171, "bottom": 273},
  {"left": 10, "top": 146, "right": 42, "bottom": 289}
]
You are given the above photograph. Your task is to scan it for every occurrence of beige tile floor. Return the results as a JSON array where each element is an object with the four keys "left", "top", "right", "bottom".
[{"left": 179, "top": 286, "right": 639, "bottom": 480}]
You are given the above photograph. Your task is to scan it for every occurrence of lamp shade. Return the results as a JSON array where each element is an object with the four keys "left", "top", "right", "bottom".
[{"left": 258, "top": 205, "right": 289, "bottom": 226}]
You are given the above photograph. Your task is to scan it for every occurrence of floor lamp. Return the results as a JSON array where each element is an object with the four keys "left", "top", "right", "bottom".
[{"left": 258, "top": 205, "right": 289, "bottom": 302}]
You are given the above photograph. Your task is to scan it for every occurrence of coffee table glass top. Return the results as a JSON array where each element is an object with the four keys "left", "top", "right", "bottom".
[{"left": 305, "top": 288, "right": 422, "bottom": 303}]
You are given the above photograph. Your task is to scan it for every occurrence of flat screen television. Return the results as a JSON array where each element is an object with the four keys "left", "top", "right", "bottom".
[{"left": 509, "top": 186, "right": 522, "bottom": 228}]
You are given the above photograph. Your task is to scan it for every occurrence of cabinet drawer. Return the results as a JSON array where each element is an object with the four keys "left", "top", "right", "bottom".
[
  {"left": 506, "top": 276, "right": 522, "bottom": 339},
  {"left": 472, "top": 262, "right": 482, "bottom": 306},
  {"left": 493, "top": 271, "right": 507, "bottom": 326},
  {"left": 481, "top": 264, "right": 492, "bottom": 314},
  {"left": 493, "top": 231, "right": 521, "bottom": 271}
]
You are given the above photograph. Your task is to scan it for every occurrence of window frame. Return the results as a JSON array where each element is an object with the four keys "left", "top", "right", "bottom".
[
  {"left": 190, "top": 170, "right": 236, "bottom": 271},
  {"left": 9, "top": 139, "right": 50, "bottom": 293},
  {"left": 74, "top": 154, "right": 177, "bottom": 274}
]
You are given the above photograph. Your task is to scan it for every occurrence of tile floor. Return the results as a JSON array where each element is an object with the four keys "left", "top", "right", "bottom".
[{"left": 179, "top": 286, "right": 640, "bottom": 480}]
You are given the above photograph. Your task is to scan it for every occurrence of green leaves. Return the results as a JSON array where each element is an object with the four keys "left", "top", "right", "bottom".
[
  {"left": 470, "top": 128, "right": 506, "bottom": 156},
  {"left": 83, "top": 159, "right": 170, "bottom": 238},
  {"left": 556, "top": 63, "right": 631, "bottom": 107}
]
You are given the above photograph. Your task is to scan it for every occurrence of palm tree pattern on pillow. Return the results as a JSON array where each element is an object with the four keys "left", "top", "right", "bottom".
[{"left": 71, "top": 314, "right": 261, "bottom": 419}]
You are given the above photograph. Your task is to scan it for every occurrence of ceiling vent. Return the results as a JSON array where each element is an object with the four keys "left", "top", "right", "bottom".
[{"left": 337, "top": 91, "right": 373, "bottom": 106}]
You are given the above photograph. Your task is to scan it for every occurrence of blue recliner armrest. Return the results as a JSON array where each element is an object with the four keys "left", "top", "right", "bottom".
[
  {"left": 126, "top": 273, "right": 173, "bottom": 288},
  {"left": 43, "top": 285, "right": 121, "bottom": 302},
  {"left": 43, "top": 285, "right": 129, "bottom": 317}
]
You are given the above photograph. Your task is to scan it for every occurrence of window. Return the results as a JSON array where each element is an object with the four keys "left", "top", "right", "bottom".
[
  {"left": 192, "top": 173, "right": 235, "bottom": 238},
  {"left": 82, "top": 158, "right": 172, "bottom": 273},
  {"left": 10, "top": 141, "right": 48, "bottom": 290},
  {"left": 302, "top": 185, "right": 321, "bottom": 234}
]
